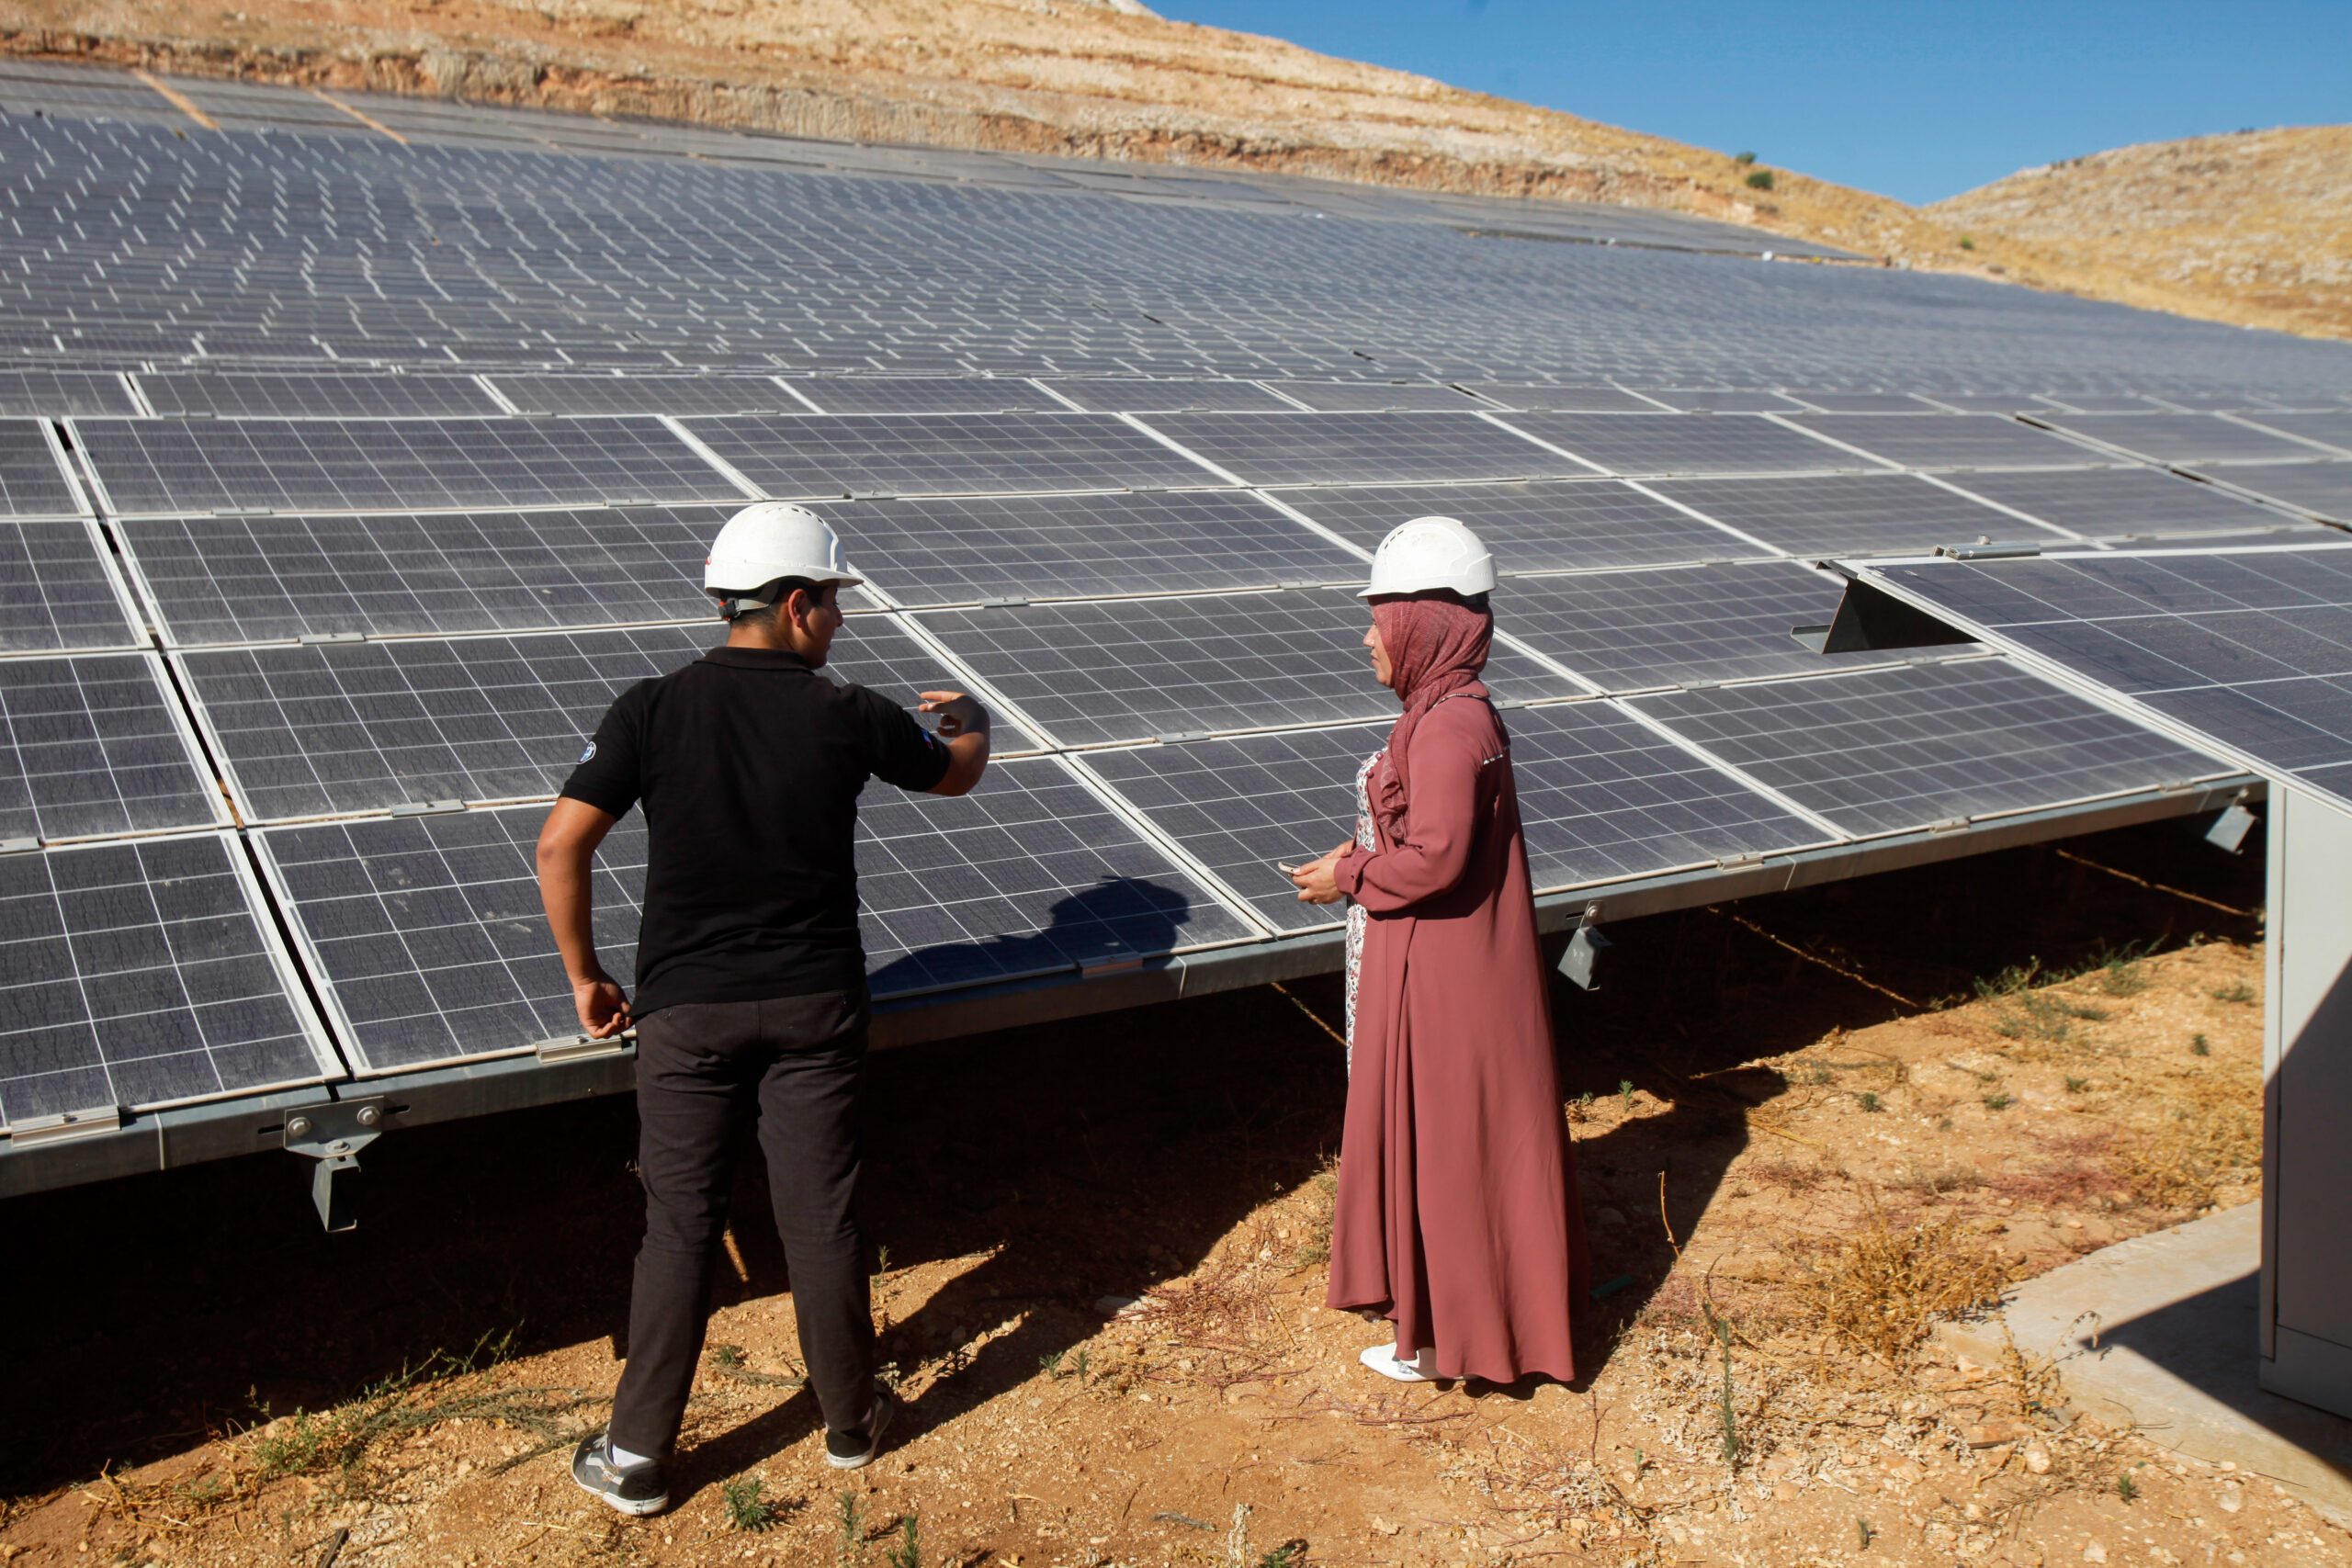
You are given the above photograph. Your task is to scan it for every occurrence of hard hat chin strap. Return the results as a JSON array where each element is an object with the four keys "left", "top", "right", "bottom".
[{"left": 716, "top": 577, "right": 790, "bottom": 622}]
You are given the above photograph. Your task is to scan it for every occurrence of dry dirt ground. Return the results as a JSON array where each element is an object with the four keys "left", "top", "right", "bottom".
[
  {"left": 5, "top": 0, "right": 2346, "bottom": 340},
  {"left": 4, "top": 818, "right": 2340, "bottom": 1567}
]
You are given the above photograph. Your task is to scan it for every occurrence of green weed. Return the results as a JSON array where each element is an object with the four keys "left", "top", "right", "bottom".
[{"left": 724, "top": 1477, "right": 781, "bottom": 1533}]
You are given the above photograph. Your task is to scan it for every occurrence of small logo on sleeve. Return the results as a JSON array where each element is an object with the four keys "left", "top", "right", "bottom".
[{"left": 578, "top": 740, "right": 598, "bottom": 763}]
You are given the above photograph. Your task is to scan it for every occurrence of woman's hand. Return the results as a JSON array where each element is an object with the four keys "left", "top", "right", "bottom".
[{"left": 1288, "top": 848, "right": 1347, "bottom": 906}]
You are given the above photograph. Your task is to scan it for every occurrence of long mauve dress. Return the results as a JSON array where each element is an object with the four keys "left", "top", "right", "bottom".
[{"left": 1328, "top": 693, "right": 1590, "bottom": 1383}]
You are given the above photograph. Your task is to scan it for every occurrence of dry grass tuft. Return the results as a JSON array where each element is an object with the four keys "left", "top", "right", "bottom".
[
  {"left": 1787, "top": 1211, "right": 2012, "bottom": 1367},
  {"left": 2109, "top": 1079, "right": 2260, "bottom": 1209}
]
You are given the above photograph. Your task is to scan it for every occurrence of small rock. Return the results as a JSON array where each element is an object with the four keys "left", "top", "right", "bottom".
[
  {"left": 2219, "top": 1483, "right": 2243, "bottom": 1514},
  {"left": 1368, "top": 1517, "right": 1400, "bottom": 1537},
  {"left": 2084, "top": 1543, "right": 2108, "bottom": 1563},
  {"left": 2023, "top": 1446, "right": 2052, "bottom": 1474},
  {"left": 1960, "top": 1417, "right": 2030, "bottom": 1448}
]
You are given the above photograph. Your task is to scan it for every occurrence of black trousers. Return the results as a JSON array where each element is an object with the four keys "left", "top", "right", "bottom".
[{"left": 609, "top": 990, "right": 873, "bottom": 1458}]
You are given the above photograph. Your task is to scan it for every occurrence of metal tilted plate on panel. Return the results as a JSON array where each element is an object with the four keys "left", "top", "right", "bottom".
[
  {"left": 134, "top": 372, "right": 506, "bottom": 420},
  {"left": 1502, "top": 560, "right": 1907, "bottom": 692},
  {"left": 0, "top": 420, "right": 85, "bottom": 518},
  {"left": 2036, "top": 412, "right": 2331, "bottom": 468},
  {"left": 2198, "top": 461, "right": 2352, "bottom": 524},
  {"left": 1866, "top": 546, "right": 2352, "bottom": 801},
  {"left": 0, "top": 654, "right": 224, "bottom": 842},
  {"left": 1628, "top": 660, "right": 2234, "bottom": 839},
  {"left": 180, "top": 619, "right": 1040, "bottom": 823},
  {"left": 1041, "top": 380, "right": 1295, "bottom": 414},
  {"left": 1272, "top": 479, "right": 1752, "bottom": 572},
  {"left": 0, "top": 833, "right": 334, "bottom": 1130},
  {"left": 1779, "top": 413, "right": 2109, "bottom": 472},
  {"left": 827, "top": 490, "right": 1363, "bottom": 606},
  {"left": 782, "top": 378, "right": 1051, "bottom": 415},
  {"left": 683, "top": 412, "right": 1222, "bottom": 499},
  {"left": 1934, "top": 467, "right": 2306, "bottom": 541},
  {"left": 0, "top": 521, "right": 142, "bottom": 652},
  {"left": 1134, "top": 412, "right": 1577, "bottom": 486},
  {"left": 70, "top": 417, "right": 744, "bottom": 516},
  {"left": 1644, "top": 472, "right": 2047, "bottom": 557},
  {"left": 1489, "top": 412, "right": 1879, "bottom": 478},
  {"left": 112, "top": 504, "right": 814, "bottom": 644},
  {"left": 911, "top": 588, "right": 1578, "bottom": 748},
  {"left": 0, "top": 369, "right": 137, "bottom": 417},
  {"left": 481, "top": 375, "right": 804, "bottom": 417}
]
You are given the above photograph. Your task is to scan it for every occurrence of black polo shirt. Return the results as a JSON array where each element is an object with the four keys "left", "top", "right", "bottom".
[{"left": 560, "top": 645, "right": 951, "bottom": 1015}]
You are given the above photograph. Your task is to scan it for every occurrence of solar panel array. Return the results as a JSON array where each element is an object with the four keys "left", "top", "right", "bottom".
[
  {"left": 0, "top": 62, "right": 2334, "bottom": 1138},
  {"left": 1852, "top": 544, "right": 2352, "bottom": 811}
]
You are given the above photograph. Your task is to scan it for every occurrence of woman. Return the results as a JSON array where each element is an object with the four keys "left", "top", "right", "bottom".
[{"left": 1288, "top": 516, "right": 1589, "bottom": 1386}]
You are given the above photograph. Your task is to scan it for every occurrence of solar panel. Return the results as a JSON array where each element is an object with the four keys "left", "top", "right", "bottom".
[
  {"left": 1136, "top": 412, "right": 1575, "bottom": 486},
  {"left": 1785, "top": 392, "right": 1943, "bottom": 414},
  {"left": 2199, "top": 461, "right": 2352, "bottom": 524},
  {"left": 1921, "top": 396, "right": 2047, "bottom": 414},
  {"left": 783, "top": 378, "right": 1051, "bottom": 415},
  {"left": 0, "top": 832, "right": 334, "bottom": 1129},
  {"left": 1261, "top": 381, "right": 1480, "bottom": 412},
  {"left": 135, "top": 372, "right": 505, "bottom": 419},
  {"left": 1935, "top": 468, "right": 2301, "bottom": 540},
  {"left": 1500, "top": 561, "right": 1908, "bottom": 692},
  {"left": 259, "top": 761, "right": 1254, "bottom": 1070},
  {"left": 1644, "top": 389, "right": 1807, "bottom": 413},
  {"left": 1627, "top": 660, "right": 2228, "bottom": 838},
  {"left": 2036, "top": 412, "right": 2328, "bottom": 467},
  {"left": 1644, "top": 472, "right": 2051, "bottom": 556},
  {"left": 2240, "top": 412, "right": 2352, "bottom": 457},
  {"left": 1860, "top": 546, "right": 2352, "bottom": 804},
  {"left": 1041, "top": 380, "right": 1294, "bottom": 413},
  {"left": 0, "top": 654, "right": 222, "bottom": 842},
  {"left": 182, "top": 618, "right": 1035, "bottom": 822},
  {"left": 1491, "top": 412, "right": 1879, "bottom": 478},
  {"left": 111, "top": 504, "right": 845, "bottom": 645},
  {"left": 1080, "top": 702, "right": 1826, "bottom": 930},
  {"left": 683, "top": 412, "right": 1221, "bottom": 499},
  {"left": 1269, "top": 479, "right": 1756, "bottom": 572},
  {"left": 72, "top": 417, "right": 745, "bottom": 516},
  {"left": 1781, "top": 413, "right": 2109, "bottom": 471},
  {"left": 2038, "top": 395, "right": 2172, "bottom": 414},
  {"left": 826, "top": 490, "right": 1363, "bottom": 606},
  {"left": 0, "top": 521, "right": 143, "bottom": 652},
  {"left": 0, "top": 420, "right": 86, "bottom": 517},
  {"left": 0, "top": 369, "right": 137, "bottom": 417},
  {"left": 910, "top": 587, "right": 1578, "bottom": 747},
  {"left": 1462, "top": 385, "right": 1666, "bottom": 413},
  {"left": 255, "top": 806, "right": 647, "bottom": 1073},
  {"left": 482, "top": 375, "right": 803, "bottom": 417}
]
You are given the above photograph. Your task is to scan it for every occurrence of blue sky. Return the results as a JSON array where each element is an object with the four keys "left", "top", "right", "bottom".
[{"left": 1156, "top": 1, "right": 2350, "bottom": 205}]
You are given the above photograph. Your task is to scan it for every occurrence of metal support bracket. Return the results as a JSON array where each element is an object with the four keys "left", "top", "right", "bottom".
[
  {"left": 1557, "top": 902, "right": 1610, "bottom": 992},
  {"left": 2205, "top": 802, "right": 2258, "bottom": 854},
  {"left": 283, "top": 1098, "right": 387, "bottom": 1233}
]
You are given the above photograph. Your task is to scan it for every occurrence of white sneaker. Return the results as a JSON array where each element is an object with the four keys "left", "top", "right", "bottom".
[{"left": 1359, "top": 1342, "right": 1440, "bottom": 1382}]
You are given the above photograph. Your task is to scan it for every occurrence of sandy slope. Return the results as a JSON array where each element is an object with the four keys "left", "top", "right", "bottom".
[
  {"left": 1933, "top": 126, "right": 2352, "bottom": 342},
  {"left": 2, "top": 0, "right": 2346, "bottom": 339}
]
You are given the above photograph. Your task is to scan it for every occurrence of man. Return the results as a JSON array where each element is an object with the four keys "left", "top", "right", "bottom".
[{"left": 537, "top": 502, "right": 989, "bottom": 1517}]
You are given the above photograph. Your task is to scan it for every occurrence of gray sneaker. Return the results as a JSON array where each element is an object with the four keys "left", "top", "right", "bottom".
[
  {"left": 571, "top": 1431, "right": 670, "bottom": 1516},
  {"left": 824, "top": 1385, "right": 899, "bottom": 1471}
]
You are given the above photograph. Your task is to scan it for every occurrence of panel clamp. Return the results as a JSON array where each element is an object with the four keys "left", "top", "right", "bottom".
[
  {"left": 1928, "top": 816, "right": 1972, "bottom": 834},
  {"left": 537, "top": 1031, "right": 634, "bottom": 1065},
  {"left": 389, "top": 799, "right": 466, "bottom": 818},
  {"left": 0, "top": 837, "right": 39, "bottom": 856},
  {"left": 282, "top": 1098, "right": 388, "bottom": 1232},
  {"left": 298, "top": 631, "right": 366, "bottom": 646},
  {"left": 977, "top": 595, "right": 1029, "bottom": 609},
  {"left": 1937, "top": 543, "right": 2041, "bottom": 560},
  {"left": 1156, "top": 729, "right": 1212, "bottom": 745},
  {"left": 6, "top": 1106, "right": 124, "bottom": 1147}
]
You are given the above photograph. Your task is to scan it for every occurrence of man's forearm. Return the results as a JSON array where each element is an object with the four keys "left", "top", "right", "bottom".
[{"left": 537, "top": 846, "right": 605, "bottom": 981}]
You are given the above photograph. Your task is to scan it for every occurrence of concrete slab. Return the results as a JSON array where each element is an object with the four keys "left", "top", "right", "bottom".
[{"left": 1939, "top": 1202, "right": 2352, "bottom": 1527}]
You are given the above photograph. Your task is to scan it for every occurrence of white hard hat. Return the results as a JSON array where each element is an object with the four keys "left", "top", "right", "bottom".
[
  {"left": 704, "top": 502, "right": 863, "bottom": 595},
  {"left": 1359, "top": 515, "right": 1497, "bottom": 599}
]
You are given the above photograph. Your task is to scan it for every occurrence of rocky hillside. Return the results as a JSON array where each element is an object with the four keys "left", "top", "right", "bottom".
[
  {"left": 4, "top": 0, "right": 2346, "bottom": 340},
  {"left": 1932, "top": 126, "right": 2352, "bottom": 342}
]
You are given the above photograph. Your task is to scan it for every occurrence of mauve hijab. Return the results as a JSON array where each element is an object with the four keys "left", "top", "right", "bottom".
[{"left": 1371, "top": 594, "right": 1493, "bottom": 794}]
